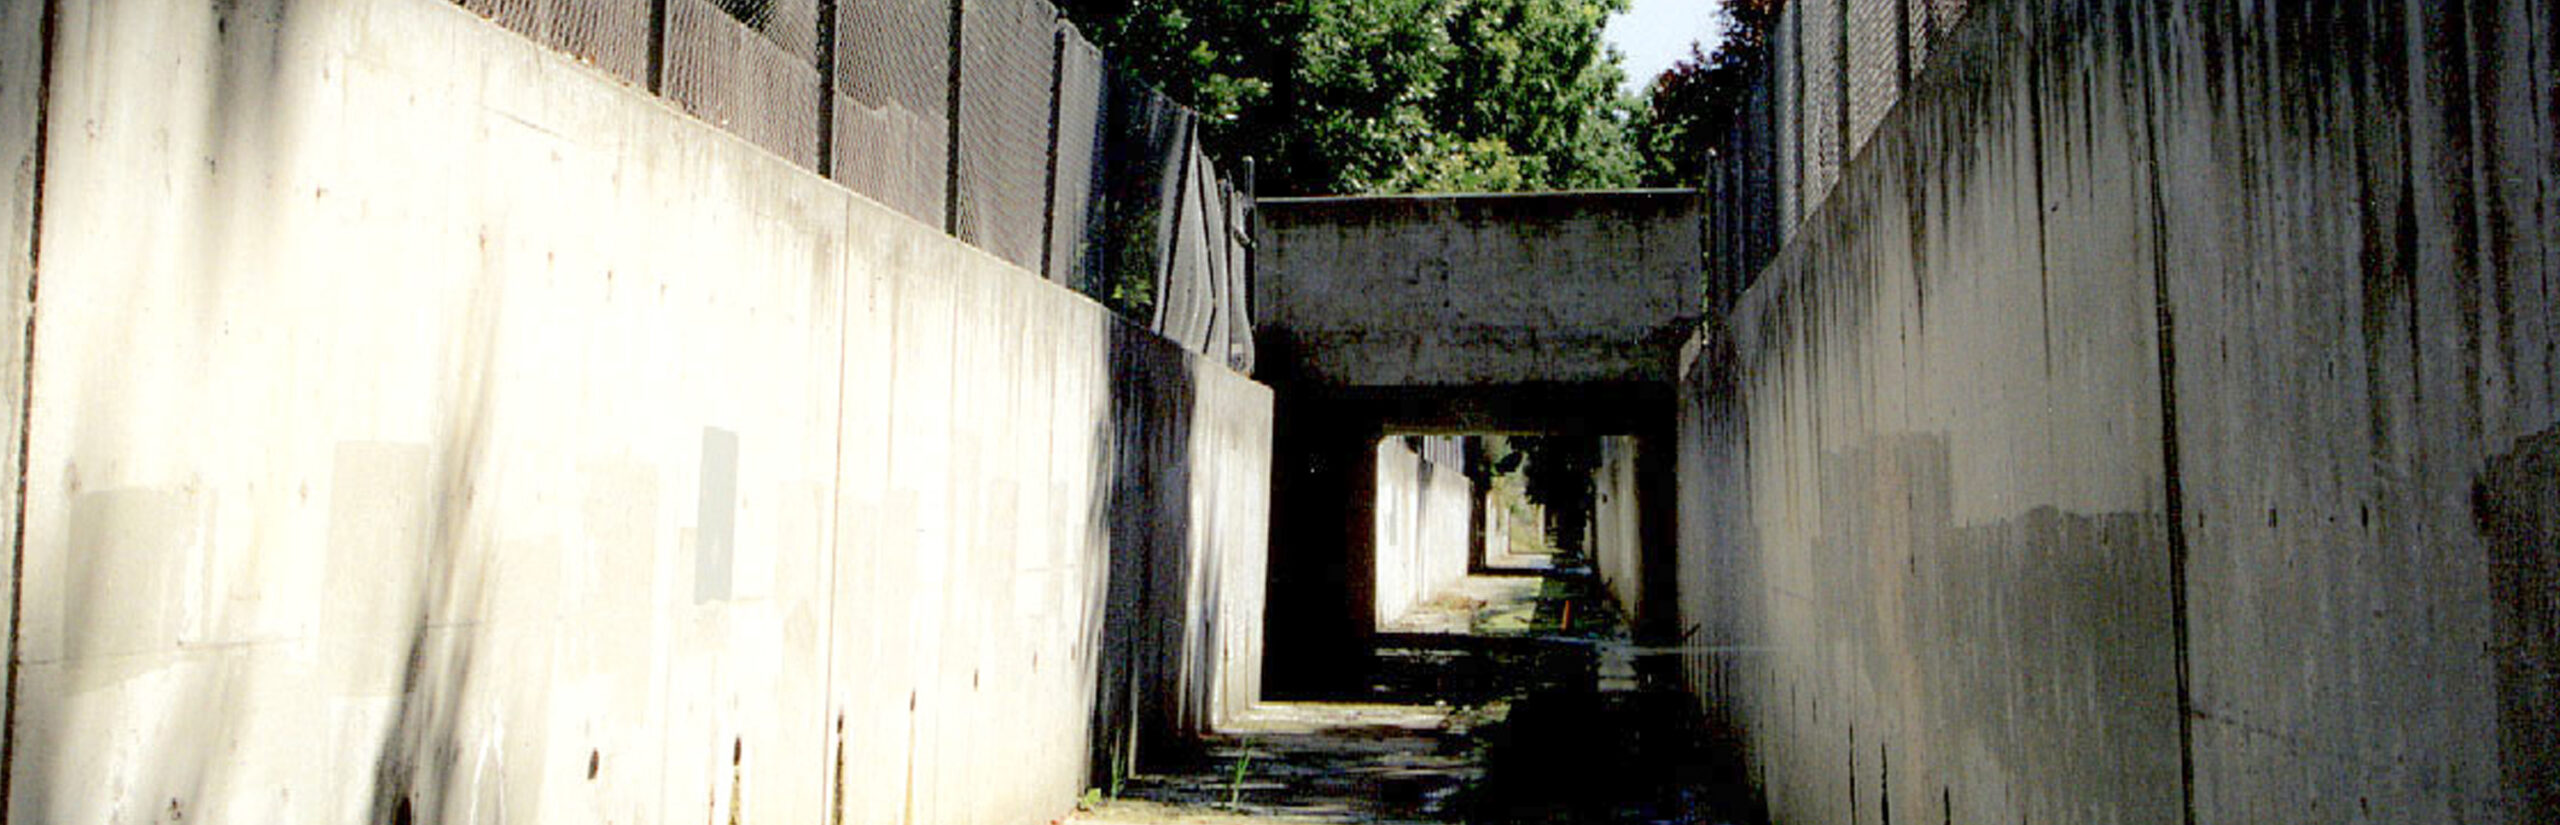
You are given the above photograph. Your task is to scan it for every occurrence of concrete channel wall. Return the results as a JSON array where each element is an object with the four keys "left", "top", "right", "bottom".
[
  {"left": 1679, "top": 0, "right": 2556, "bottom": 823},
  {"left": 0, "top": 0, "right": 1272, "bottom": 822},
  {"left": 1592, "top": 437, "right": 1643, "bottom": 622},
  {"left": 1373, "top": 436, "right": 1472, "bottom": 628},
  {"left": 0, "top": 0, "right": 44, "bottom": 740}
]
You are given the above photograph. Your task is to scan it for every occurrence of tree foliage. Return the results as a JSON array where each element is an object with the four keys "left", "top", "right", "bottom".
[
  {"left": 1054, "top": 0, "right": 1641, "bottom": 196},
  {"left": 1632, "top": 0, "right": 1782, "bottom": 187},
  {"left": 1502, "top": 435, "right": 1604, "bottom": 555},
  {"left": 1050, "top": 1, "right": 1799, "bottom": 546}
]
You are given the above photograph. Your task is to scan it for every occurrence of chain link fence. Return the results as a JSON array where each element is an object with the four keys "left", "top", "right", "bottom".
[
  {"left": 459, "top": 0, "right": 653, "bottom": 85},
  {"left": 1045, "top": 28, "right": 1107, "bottom": 291},
  {"left": 1702, "top": 0, "right": 1973, "bottom": 314},
  {"left": 452, "top": 0, "right": 1254, "bottom": 371},
  {"left": 955, "top": 0, "right": 1060, "bottom": 272}
]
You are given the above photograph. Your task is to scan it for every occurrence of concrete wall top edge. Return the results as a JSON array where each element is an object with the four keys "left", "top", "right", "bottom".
[{"left": 431, "top": 0, "right": 1275, "bottom": 388}]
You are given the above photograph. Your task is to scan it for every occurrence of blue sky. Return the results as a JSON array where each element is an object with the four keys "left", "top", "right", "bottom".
[{"left": 1604, "top": 0, "right": 1725, "bottom": 95}]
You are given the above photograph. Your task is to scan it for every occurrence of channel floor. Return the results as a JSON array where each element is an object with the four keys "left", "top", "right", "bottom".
[{"left": 1064, "top": 571, "right": 1763, "bottom": 825}]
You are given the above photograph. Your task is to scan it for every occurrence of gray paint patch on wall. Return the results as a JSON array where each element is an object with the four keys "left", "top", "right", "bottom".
[
  {"left": 577, "top": 457, "right": 659, "bottom": 681},
  {"left": 324, "top": 441, "right": 432, "bottom": 696},
  {"left": 696, "top": 427, "right": 739, "bottom": 603},
  {"left": 2476, "top": 426, "right": 2560, "bottom": 821},
  {"left": 66, "top": 488, "right": 207, "bottom": 669}
]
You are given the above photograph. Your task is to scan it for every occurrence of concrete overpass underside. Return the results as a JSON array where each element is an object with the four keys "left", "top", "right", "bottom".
[{"left": 1252, "top": 192, "right": 1703, "bottom": 696}]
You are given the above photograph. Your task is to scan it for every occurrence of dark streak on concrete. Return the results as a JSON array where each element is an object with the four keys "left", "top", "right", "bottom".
[
  {"left": 0, "top": 0, "right": 56, "bottom": 815},
  {"left": 1089, "top": 319, "right": 1206, "bottom": 776},
  {"left": 1689, "top": 0, "right": 2559, "bottom": 822}
]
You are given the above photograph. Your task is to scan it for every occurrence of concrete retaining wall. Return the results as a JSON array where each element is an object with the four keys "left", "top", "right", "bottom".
[
  {"left": 0, "top": 0, "right": 43, "bottom": 774},
  {"left": 1374, "top": 436, "right": 1471, "bottom": 628},
  {"left": 1681, "top": 0, "right": 2556, "bottom": 823},
  {"left": 1593, "top": 437, "right": 1642, "bottom": 621},
  {"left": 0, "top": 0, "right": 1272, "bottom": 821}
]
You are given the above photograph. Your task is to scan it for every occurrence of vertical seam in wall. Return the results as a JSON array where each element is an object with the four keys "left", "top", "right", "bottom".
[
  {"left": 0, "top": 0, "right": 56, "bottom": 817},
  {"left": 814, "top": 200, "right": 854, "bottom": 823},
  {"left": 944, "top": 0, "right": 965, "bottom": 235},
  {"left": 2134, "top": 5, "right": 2198, "bottom": 825}
]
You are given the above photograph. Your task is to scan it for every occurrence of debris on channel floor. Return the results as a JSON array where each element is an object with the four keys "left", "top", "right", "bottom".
[{"left": 1066, "top": 571, "right": 1765, "bottom": 825}]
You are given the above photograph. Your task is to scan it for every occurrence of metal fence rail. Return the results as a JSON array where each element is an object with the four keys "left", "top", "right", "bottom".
[{"left": 454, "top": 0, "right": 1255, "bottom": 371}]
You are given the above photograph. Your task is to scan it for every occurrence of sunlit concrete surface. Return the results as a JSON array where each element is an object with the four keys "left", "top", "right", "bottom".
[
  {"left": 0, "top": 0, "right": 1271, "bottom": 822},
  {"left": 1678, "top": 0, "right": 2558, "bottom": 823}
]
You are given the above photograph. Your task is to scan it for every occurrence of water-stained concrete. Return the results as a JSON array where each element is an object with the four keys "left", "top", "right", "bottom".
[
  {"left": 1680, "top": 0, "right": 2557, "bottom": 822},
  {"left": 0, "top": 1, "right": 1275, "bottom": 822}
]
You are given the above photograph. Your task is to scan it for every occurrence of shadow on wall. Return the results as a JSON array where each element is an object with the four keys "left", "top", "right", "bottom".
[
  {"left": 1683, "top": 418, "right": 2187, "bottom": 823},
  {"left": 1257, "top": 397, "right": 1377, "bottom": 700},
  {"left": 1833, "top": 435, "right": 2179, "bottom": 822},
  {"left": 360, "top": 260, "right": 508, "bottom": 824},
  {"left": 12, "top": 2, "right": 507, "bottom": 819},
  {"left": 18, "top": 209, "right": 508, "bottom": 824},
  {"left": 1086, "top": 319, "right": 1204, "bottom": 786},
  {"left": 2475, "top": 427, "right": 2559, "bottom": 822}
]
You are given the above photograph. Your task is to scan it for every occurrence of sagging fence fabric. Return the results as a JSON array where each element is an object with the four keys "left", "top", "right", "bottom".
[{"left": 455, "top": 0, "right": 1254, "bottom": 371}]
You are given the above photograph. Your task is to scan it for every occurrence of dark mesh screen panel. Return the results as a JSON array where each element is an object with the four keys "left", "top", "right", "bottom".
[
  {"left": 1097, "top": 75, "right": 1192, "bottom": 323},
  {"left": 1773, "top": 4, "right": 1802, "bottom": 236},
  {"left": 712, "top": 0, "right": 820, "bottom": 62},
  {"left": 458, "top": 0, "right": 653, "bottom": 87},
  {"left": 1931, "top": 0, "right": 1969, "bottom": 38},
  {"left": 665, "top": 0, "right": 823, "bottom": 167},
  {"left": 1046, "top": 28, "right": 1108, "bottom": 290},
  {"left": 834, "top": 0, "right": 952, "bottom": 227},
  {"left": 955, "top": 0, "right": 1059, "bottom": 272},
  {"left": 1744, "top": 71, "right": 1776, "bottom": 295},
  {"left": 1929, "top": 0, "right": 1971, "bottom": 81}
]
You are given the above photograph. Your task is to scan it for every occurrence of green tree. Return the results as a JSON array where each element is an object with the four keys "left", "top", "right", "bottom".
[
  {"left": 1281, "top": 0, "right": 1461, "bottom": 193},
  {"left": 1631, "top": 0, "right": 1782, "bottom": 187},
  {"left": 1054, "top": 0, "right": 1643, "bottom": 196},
  {"left": 1433, "top": 0, "right": 1639, "bottom": 190},
  {"left": 1499, "top": 435, "right": 1603, "bottom": 555}
]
